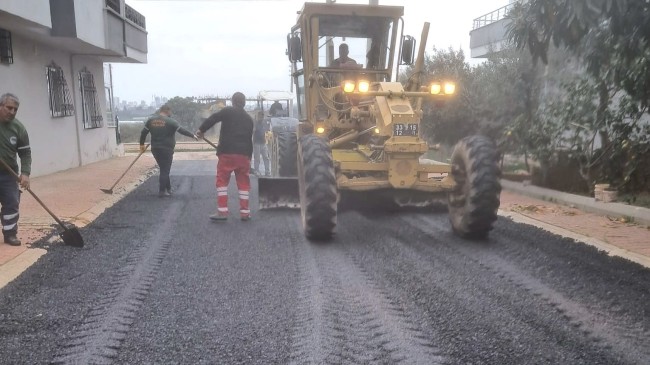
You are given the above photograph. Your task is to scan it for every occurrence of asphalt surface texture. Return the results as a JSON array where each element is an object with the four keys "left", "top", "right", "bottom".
[{"left": 0, "top": 159, "right": 649, "bottom": 364}]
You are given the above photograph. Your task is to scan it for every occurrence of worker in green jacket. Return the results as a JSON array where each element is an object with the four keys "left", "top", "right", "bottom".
[
  {"left": 0, "top": 93, "right": 31, "bottom": 246},
  {"left": 140, "top": 105, "right": 197, "bottom": 197}
]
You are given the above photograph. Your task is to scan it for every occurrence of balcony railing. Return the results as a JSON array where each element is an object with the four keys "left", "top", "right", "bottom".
[
  {"left": 125, "top": 4, "right": 146, "bottom": 29},
  {"left": 472, "top": 3, "right": 514, "bottom": 30},
  {"left": 105, "top": 0, "right": 120, "bottom": 14}
]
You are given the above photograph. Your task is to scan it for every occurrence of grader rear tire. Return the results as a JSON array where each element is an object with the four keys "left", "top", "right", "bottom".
[
  {"left": 298, "top": 134, "right": 337, "bottom": 241},
  {"left": 448, "top": 135, "right": 501, "bottom": 239},
  {"left": 277, "top": 132, "right": 297, "bottom": 177}
]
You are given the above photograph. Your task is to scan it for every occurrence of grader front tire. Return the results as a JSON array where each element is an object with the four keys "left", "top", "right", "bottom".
[
  {"left": 448, "top": 135, "right": 501, "bottom": 239},
  {"left": 298, "top": 134, "right": 337, "bottom": 241}
]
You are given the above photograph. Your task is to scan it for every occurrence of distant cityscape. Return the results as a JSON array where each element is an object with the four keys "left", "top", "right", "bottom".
[{"left": 112, "top": 95, "right": 170, "bottom": 111}]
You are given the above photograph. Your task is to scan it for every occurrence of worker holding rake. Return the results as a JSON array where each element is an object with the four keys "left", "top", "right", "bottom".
[
  {"left": 196, "top": 92, "right": 254, "bottom": 221},
  {"left": 140, "top": 104, "right": 197, "bottom": 197}
]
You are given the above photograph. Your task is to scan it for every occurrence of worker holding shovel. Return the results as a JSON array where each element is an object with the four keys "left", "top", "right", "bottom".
[
  {"left": 140, "top": 104, "right": 198, "bottom": 197},
  {"left": 0, "top": 93, "right": 31, "bottom": 246}
]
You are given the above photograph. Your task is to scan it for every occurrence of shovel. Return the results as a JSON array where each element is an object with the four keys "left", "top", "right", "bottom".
[
  {"left": 101, "top": 144, "right": 149, "bottom": 194},
  {"left": 0, "top": 159, "right": 84, "bottom": 247}
]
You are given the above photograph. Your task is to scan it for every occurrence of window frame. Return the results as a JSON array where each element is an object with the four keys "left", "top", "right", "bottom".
[
  {"left": 0, "top": 28, "right": 13, "bottom": 65},
  {"left": 46, "top": 62, "right": 75, "bottom": 118},
  {"left": 79, "top": 67, "right": 104, "bottom": 129}
]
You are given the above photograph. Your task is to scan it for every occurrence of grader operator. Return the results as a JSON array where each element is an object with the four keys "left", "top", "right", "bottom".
[{"left": 259, "top": 2, "right": 501, "bottom": 241}]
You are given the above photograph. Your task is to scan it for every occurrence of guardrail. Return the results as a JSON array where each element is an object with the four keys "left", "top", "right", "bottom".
[
  {"left": 105, "top": 0, "right": 120, "bottom": 14},
  {"left": 125, "top": 4, "right": 146, "bottom": 29},
  {"left": 123, "top": 142, "right": 216, "bottom": 152},
  {"left": 472, "top": 3, "right": 514, "bottom": 30}
]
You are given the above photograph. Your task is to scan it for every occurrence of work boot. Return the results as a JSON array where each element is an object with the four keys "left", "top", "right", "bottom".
[
  {"left": 159, "top": 190, "right": 171, "bottom": 198},
  {"left": 209, "top": 213, "right": 228, "bottom": 222},
  {"left": 241, "top": 215, "right": 251, "bottom": 221},
  {"left": 166, "top": 188, "right": 173, "bottom": 196},
  {"left": 4, "top": 235, "right": 21, "bottom": 246}
]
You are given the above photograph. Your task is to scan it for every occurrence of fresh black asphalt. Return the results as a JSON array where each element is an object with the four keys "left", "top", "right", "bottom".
[{"left": 1, "top": 160, "right": 649, "bottom": 364}]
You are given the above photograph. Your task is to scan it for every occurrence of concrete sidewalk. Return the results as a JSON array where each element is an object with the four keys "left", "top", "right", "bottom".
[
  {"left": 1, "top": 155, "right": 648, "bottom": 288},
  {"left": 502, "top": 180, "right": 650, "bottom": 226},
  {"left": 500, "top": 180, "right": 650, "bottom": 267}
]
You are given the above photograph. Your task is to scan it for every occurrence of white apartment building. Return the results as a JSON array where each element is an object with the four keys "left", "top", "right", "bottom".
[{"left": 0, "top": 0, "right": 147, "bottom": 176}]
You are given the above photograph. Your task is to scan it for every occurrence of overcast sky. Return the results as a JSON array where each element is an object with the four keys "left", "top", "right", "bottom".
[{"left": 111, "top": 0, "right": 506, "bottom": 103}]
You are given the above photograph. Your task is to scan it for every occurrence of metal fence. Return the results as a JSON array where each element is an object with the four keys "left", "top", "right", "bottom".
[
  {"left": 125, "top": 4, "right": 146, "bottom": 29},
  {"left": 472, "top": 3, "right": 514, "bottom": 30},
  {"left": 105, "top": 0, "right": 120, "bottom": 14}
]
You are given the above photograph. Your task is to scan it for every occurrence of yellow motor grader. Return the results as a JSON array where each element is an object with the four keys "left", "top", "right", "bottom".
[{"left": 259, "top": 2, "right": 501, "bottom": 241}]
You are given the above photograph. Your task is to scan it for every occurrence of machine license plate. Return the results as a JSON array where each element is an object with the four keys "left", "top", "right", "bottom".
[{"left": 394, "top": 123, "right": 418, "bottom": 136}]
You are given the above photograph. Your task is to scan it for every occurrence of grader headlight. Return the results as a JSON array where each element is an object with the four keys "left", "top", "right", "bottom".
[
  {"left": 342, "top": 80, "right": 356, "bottom": 93},
  {"left": 374, "top": 127, "right": 380, "bottom": 134},
  {"left": 316, "top": 126, "right": 326, "bottom": 134},
  {"left": 430, "top": 82, "right": 442, "bottom": 95},
  {"left": 358, "top": 80, "right": 370, "bottom": 93},
  {"left": 444, "top": 82, "right": 456, "bottom": 95}
]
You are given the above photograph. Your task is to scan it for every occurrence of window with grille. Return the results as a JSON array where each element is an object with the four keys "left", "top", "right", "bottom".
[
  {"left": 79, "top": 68, "right": 104, "bottom": 129},
  {"left": 0, "top": 28, "right": 13, "bottom": 64},
  {"left": 46, "top": 62, "right": 74, "bottom": 117}
]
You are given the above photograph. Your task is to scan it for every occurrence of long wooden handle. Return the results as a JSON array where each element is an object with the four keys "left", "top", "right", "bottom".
[
  {"left": 24, "top": 188, "right": 67, "bottom": 229},
  {"left": 0, "top": 158, "right": 67, "bottom": 229},
  {"left": 203, "top": 137, "right": 218, "bottom": 150},
  {"left": 108, "top": 144, "right": 150, "bottom": 190}
]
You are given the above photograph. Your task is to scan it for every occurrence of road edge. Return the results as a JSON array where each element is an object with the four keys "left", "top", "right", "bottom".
[
  {"left": 0, "top": 167, "right": 157, "bottom": 290},
  {"left": 499, "top": 210, "right": 650, "bottom": 269}
]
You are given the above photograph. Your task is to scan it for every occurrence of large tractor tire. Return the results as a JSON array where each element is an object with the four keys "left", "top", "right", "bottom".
[
  {"left": 448, "top": 135, "right": 501, "bottom": 239},
  {"left": 277, "top": 132, "right": 297, "bottom": 177},
  {"left": 298, "top": 134, "right": 338, "bottom": 241}
]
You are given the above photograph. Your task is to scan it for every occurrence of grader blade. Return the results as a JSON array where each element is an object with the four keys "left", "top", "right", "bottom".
[{"left": 258, "top": 177, "right": 300, "bottom": 209}]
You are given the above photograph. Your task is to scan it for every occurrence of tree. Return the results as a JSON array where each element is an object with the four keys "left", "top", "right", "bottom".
[
  {"left": 507, "top": 0, "right": 650, "bottom": 192},
  {"left": 507, "top": 0, "right": 650, "bottom": 108},
  {"left": 412, "top": 47, "right": 475, "bottom": 145},
  {"left": 404, "top": 46, "right": 543, "bottom": 162},
  {"left": 164, "top": 97, "right": 204, "bottom": 133},
  {"left": 471, "top": 47, "right": 543, "bottom": 170}
]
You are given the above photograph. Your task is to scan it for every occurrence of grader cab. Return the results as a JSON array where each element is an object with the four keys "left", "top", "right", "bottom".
[{"left": 260, "top": 2, "right": 501, "bottom": 241}]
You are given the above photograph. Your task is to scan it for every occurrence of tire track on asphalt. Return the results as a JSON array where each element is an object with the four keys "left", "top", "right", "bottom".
[
  {"left": 52, "top": 177, "right": 191, "bottom": 365},
  {"left": 289, "top": 215, "right": 446, "bottom": 365},
  {"left": 492, "top": 219, "right": 650, "bottom": 363},
  {"left": 409, "top": 214, "right": 650, "bottom": 364},
  {"left": 340, "top": 209, "right": 625, "bottom": 363}
]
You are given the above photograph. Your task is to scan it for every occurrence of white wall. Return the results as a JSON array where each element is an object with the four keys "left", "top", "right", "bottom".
[
  {"left": 0, "top": 0, "right": 52, "bottom": 28},
  {"left": 71, "top": 55, "right": 117, "bottom": 166},
  {"left": 0, "top": 33, "right": 119, "bottom": 177},
  {"left": 74, "top": 0, "right": 106, "bottom": 49}
]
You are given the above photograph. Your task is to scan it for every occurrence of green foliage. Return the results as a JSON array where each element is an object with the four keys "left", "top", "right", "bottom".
[
  {"left": 506, "top": 0, "right": 650, "bottom": 194},
  {"left": 402, "top": 47, "right": 540, "bottom": 154},
  {"left": 507, "top": 0, "right": 650, "bottom": 107},
  {"left": 165, "top": 96, "right": 204, "bottom": 132},
  {"left": 414, "top": 47, "right": 475, "bottom": 145},
  {"left": 118, "top": 122, "right": 145, "bottom": 143}
]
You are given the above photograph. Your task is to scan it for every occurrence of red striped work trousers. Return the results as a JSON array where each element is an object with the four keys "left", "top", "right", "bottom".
[{"left": 216, "top": 154, "right": 251, "bottom": 218}]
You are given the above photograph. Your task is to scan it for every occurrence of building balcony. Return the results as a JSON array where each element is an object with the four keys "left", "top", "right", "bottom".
[
  {"left": 0, "top": 0, "right": 147, "bottom": 63},
  {"left": 469, "top": 3, "right": 514, "bottom": 58},
  {"left": 103, "top": 0, "right": 148, "bottom": 63}
]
